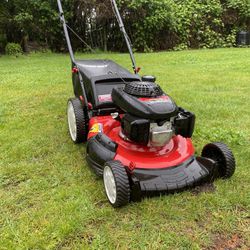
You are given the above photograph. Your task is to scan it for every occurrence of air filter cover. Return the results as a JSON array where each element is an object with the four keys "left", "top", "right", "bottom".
[{"left": 124, "top": 81, "right": 164, "bottom": 97}]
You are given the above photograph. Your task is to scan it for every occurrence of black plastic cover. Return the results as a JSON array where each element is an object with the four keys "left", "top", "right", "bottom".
[
  {"left": 175, "top": 108, "right": 195, "bottom": 138},
  {"left": 112, "top": 87, "right": 178, "bottom": 120},
  {"left": 124, "top": 81, "right": 163, "bottom": 97},
  {"left": 122, "top": 114, "right": 150, "bottom": 144},
  {"left": 86, "top": 133, "right": 118, "bottom": 176},
  {"left": 76, "top": 60, "right": 137, "bottom": 80},
  {"left": 132, "top": 157, "right": 210, "bottom": 192},
  {"left": 141, "top": 75, "right": 156, "bottom": 82},
  {"left": 73, "top": 60, "right": 141, "bottom": 109}
]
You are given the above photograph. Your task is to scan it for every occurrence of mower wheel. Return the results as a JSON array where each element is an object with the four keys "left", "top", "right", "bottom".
[
  {"left": 202, "top": 142, "right": 236, "bottom": 179},
  {"left": 103, "top": 161, "right": 130, "bottom": 208},
  {"left": 67, "top": 98, "right": 88, "bottom": 143}
]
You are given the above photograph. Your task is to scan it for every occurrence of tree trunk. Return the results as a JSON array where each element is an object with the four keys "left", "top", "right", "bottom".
[
  {"left": 103, "top": 23, "right": 107, "bottom": 52},
  {"left": 21, "top": 34, "right": 29, "bottom": 53}
]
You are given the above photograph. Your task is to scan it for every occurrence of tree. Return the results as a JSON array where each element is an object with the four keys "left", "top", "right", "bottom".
[{"left": 0, "top": 0, "right": 249, "bottom": 53}]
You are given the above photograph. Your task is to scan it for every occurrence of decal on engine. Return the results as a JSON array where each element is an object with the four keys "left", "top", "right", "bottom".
[{"left": 139, "top": 95, "right": 170, "bottom": 103}]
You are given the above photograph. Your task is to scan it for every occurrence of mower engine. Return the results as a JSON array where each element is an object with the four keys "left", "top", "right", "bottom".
[{"left": 112, "top": 81, "right": 195, "bottom": 147}]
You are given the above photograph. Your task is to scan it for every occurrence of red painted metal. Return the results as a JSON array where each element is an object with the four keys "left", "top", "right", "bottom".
[
  {"left": 72, "top": 67, "right": 79, "bottom": 73},
  {"left": 87, "top": 116, "right": 195, "bottom": 170},
  {"left": 79, "top": 95, "right": 85, "bottom": 104},
  {"left": 87, "top": 102, "right": 93, "bottom": 110},
  {"left": 136, "top": 67, "right": 141, "bottom": 73}
]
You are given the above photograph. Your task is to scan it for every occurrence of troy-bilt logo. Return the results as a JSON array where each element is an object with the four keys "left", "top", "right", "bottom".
[
  {"left": 98, "top": 94, "right": 112, "bottom": 103},
  {"left": 139, "top": 95, "right": 170, "bottom": 103}
]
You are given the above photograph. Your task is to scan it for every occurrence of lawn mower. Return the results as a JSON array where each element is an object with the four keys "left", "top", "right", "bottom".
[{"left": 57, "top": 0, "right": 236, "bottom": 207}]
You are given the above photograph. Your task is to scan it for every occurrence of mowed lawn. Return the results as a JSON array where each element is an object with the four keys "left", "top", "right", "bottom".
[{"left": 0, "top": 49, "right": 249, "bottom": 249}]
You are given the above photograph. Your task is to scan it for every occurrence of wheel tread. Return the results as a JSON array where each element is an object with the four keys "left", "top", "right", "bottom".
[
  {"left": 68, "top": 98, "right": 89, "bottom": 143},
  {"left": 202, "top": 142, "right": 236, "bottom": 179},
  {"left": 104, "top": 161, "right": 130, "bottom": 207}
]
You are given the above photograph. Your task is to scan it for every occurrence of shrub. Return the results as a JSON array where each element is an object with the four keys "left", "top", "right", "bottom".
[
  {"left": 173, "top": 43, "right": 189, "bottom": 51},
  {"left": 5, "top": 43, "right": 23, "bottom": 56},
  {"left": 122, "top": 0, "right": 249, "bottom": 51}
]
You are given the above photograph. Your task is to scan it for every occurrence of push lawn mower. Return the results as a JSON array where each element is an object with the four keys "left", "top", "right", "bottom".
[{"left": 57, "top": 0, "right": 236, "bottom": 207}]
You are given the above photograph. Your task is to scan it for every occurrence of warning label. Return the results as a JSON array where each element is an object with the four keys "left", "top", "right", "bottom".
[
  {"left": 139, "top": 95, "right": 170, "bottom": 104},
  {"left": 89, "top": 123, "right": 103, "bottom": 133},
  {"left": 98, "top": 94, "right": 112, "bottom": 103}
]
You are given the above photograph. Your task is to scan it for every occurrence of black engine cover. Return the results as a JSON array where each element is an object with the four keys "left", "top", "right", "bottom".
[
  {"left": 112, "top": 87, "right": 178, "bottom": 120},
  {"left": 175, "top": 108, "right": 196, "bottom": 138},
  {"left": 122, "top": 114, "right": 150, "bottom": 144}
]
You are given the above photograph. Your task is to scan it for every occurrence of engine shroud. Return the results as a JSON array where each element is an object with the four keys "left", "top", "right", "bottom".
[
  {"left": 124, "top": 81, "right": 163, "bottom": 97},
  {"left": 112, "top": 81, "right": 178, "bottom": 121}
]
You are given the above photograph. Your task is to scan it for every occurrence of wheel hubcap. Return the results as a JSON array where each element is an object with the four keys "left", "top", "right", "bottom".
[
  {"left": 104, "top": 166, "right": 117, "bottom": 204},
  {"left": 67, "top": 102, "right": 77, "bottom": 141}
]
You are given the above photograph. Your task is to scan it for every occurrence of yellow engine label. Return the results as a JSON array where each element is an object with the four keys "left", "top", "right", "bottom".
[{"left": 89, "top": 123, "right": 103, "bottom": 133}]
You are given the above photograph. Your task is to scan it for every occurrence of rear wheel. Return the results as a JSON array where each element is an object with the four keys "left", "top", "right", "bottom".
[
  {"left": 202, "top": 142, "right": 236, "bottom": 179},
  {"left": 103, "top": 161, "right": 130, "bottom": 208},
  {"left": 67, "top": 98, "right": 88, "bottom": 143}
]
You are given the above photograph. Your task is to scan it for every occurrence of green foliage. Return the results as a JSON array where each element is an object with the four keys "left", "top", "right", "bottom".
[
  {"left": 14, "top": 12, "right": 33, "bottom": 28},
  {"left": 5, "top": 43, "right": 23, "bottom": 56},
  {"left": 0, "top": 0, "right": 249, "bottom": 52},
  {"left": 173, "top": 43, "right": 189, "bottom": 51},
  {"left": 119, "top": 0, "right": 249, "bottom": 51},
  {"left": 226, "top": 0, "right": 250, "bottom": 17},
  {"left": 173, "top": 0, "right": 224, "bottom": 48},
  {"left": 128, "top": 0, "right": 175, "bottom": 50}
]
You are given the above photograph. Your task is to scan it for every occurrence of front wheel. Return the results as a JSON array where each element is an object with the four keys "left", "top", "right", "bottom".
[
  {"left": 103, "top": 161, "right": 130, "bottom": 208},
  {"left": 202, "top": 142, "right": 236, "bottom": 179}
]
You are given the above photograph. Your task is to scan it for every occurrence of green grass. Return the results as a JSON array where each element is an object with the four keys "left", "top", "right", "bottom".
[{"left": 0, "top": 49, "right": 249, "bottom": 249}]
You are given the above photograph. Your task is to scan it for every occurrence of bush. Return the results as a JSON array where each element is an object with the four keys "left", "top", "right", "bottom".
[
  {"left": 5, "top": 43, "right": 23, "bottom": 56},
  {"left": 1, "top": 0, "right": 249, "bottom": 52},
  {"left": 121, "top": 0, "right": 249, "bottom": 51}
]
